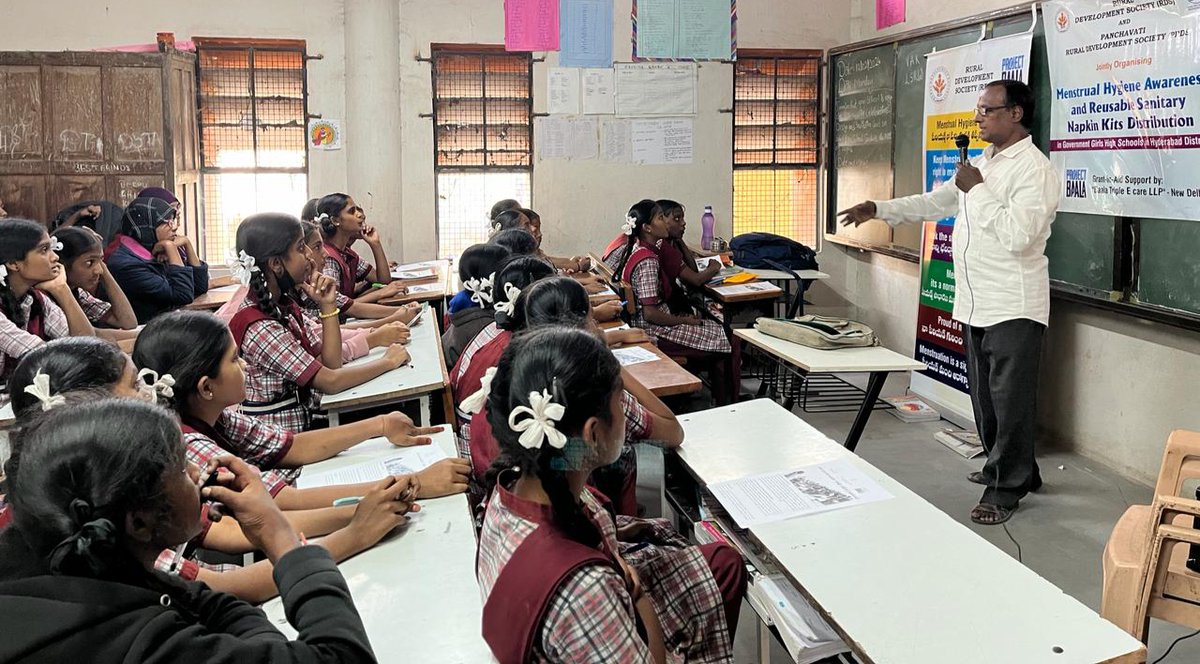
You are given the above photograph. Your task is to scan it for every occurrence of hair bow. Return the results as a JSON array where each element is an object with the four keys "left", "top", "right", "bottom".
[
  {"left": 50, "top": 236, "right": 64, "bottom": 252},
  {"left": 508, "top": 389, "right": 567, "bottom": 450},
  {"left": 461, "top": 367, "right": 497, "bottom": 415},
  {"left": 137, "top": 368, "right": 176, "bottom": 404},
  {"left": 493, "top": 282, "right": 523, "bottom": 317},
  {"left": 0, "top": 265, "right": 7, "bottom": 287},
  {"left": 24, "top": 371, "right": 66, "bottom": 412},
  {"left": 621, "top": 213, "right": 637, "bottom": 236},
  {"left": 317, "top": 212, "right": 331, "bottom": 223},
  {"left": 226, "top": 250, "right": 259, "bottom": 286},
  {"left": 464, "top": 273, "right": 495, "bottom": 306}
]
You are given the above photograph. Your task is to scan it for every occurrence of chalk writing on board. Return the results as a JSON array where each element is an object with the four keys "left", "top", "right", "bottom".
[
  {"left": 72, "top": 162, "right": 132, "bottom": 174},
  {"left": 116, "top": 131, "right": 161, "bottom": 158},
  {"left": 0, "top": 120, "right": 39, "bottom": 158},
  {"left": 59, "top": 129, "right": 103, "bottom": 156}
]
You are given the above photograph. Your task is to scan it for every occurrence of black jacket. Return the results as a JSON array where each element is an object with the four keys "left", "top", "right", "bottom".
[
  {"left": 0, "top": 544, "right": 375, "bottom": 664},
  {"left": 442, "top": 307, "right": 496, "bottom": 370}
]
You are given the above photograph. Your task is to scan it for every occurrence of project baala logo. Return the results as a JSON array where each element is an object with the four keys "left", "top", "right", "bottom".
[
  {"left": 1055, "top": 8, "right": 1071, "bottom": 32},
  {"left": 1065, "top": 168, "right": 1088, "bottom": 199},
  {"left": 929, "top": 66, "right": 950, "bottom": 103}
]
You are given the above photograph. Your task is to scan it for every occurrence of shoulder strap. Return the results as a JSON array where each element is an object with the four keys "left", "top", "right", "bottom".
[
  {"left": 25, "top": 291, "right": 46, "bottom": 339},
  {"left": 228, "top": 306, "right": 271, "bottom": 349},
  {"left": 481, "top": 525, "right": 612, "bottom": 663},
  {"left": 322, "top": 242, "right": 356, "bottom": 296}
]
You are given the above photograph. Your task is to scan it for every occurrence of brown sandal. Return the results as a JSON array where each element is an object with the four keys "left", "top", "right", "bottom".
[{"left": 970, "top": 502, "right": 1017, "bottom": 525}]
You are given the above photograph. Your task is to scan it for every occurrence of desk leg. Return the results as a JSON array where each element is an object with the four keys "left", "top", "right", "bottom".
[
  {"left": 844, "top": 371, "right": 887, "bottom": 452},
  {"left": 419, "top": 395, "right": 431, "bottom": 427},
  {"left": 758, "top": 619, "right": 772, "bottom": 663}
]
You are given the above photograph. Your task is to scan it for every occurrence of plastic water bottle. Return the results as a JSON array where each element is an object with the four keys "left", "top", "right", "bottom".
[{"left": 700, "top": 205, "right": 715, "bottom": 251}]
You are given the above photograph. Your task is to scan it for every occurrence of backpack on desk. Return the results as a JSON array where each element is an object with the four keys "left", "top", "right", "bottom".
[
  {"left": 755, "top": 315, "right": 879, "bottom": 350},
  {"left": 730, "top": 232, "right": 818, "bottom": 271}
]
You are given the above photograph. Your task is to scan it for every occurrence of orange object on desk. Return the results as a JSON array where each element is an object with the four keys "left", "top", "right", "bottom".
[{"left": 722, "top": 272, "right": 758, "bottom": 285}]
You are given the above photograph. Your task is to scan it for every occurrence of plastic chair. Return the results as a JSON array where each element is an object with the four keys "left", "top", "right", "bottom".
[{"left": 1102, "top": 429, "right": 1200, "bottom": 641}]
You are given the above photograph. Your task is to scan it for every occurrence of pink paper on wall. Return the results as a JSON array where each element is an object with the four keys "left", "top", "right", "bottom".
[
  {"left": 876, "top": 0, "right": 906, "bottom": 30},
  {"left": 505, "top": 0, "right": 560, "bottom": 51}
]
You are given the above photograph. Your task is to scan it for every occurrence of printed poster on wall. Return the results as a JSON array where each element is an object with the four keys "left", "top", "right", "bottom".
[
  {"left": 910, "top": 32, "right": 1032, "bottom": 425},
  {"left": 1044, "top": 0, "right": 1200, "bottom": 221}
]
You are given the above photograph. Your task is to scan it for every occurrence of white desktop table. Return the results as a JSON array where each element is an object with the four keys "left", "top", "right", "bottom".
[
  {"left": 319, "top": 309, "right": 449, "bottom": 427},
  {"left": 0, "top": 402, "right": 12, "bottom": 428},
  {"left": 262, "top": 430, "right": 495, "bottom": 662},
  {"left": 675, "top": 399, "right": 1146, "bottom": 664},
  {"left": 735, "top": 328, "right": 926, "bottom": 451}
]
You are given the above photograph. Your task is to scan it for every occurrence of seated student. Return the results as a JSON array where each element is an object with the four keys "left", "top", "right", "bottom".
[
  {"left": 0, "top": 218, "right": 95, "bottom": 400},
  {"left": 477, "top": 327, "right": 745, "bottom": 663},
  {"left": 0, "top": 398, "right": 379, "bottom": 662},
  {"left": 657, "top": 199, "right": 722, "bottom": 305},
  {"left": 519, "top": 208, "right": 592, "bottom": 275},
  {"left": 52, "top": 226, "right": 139, "bottom": 341},
  {"left": 488, "top": 198, "right": 521, "bottom": 224},
  {"left": 105, "top": 197, "right": 209, "bottom": 323},
  {"left": 53, "top": 200, "right": 125, "bottom": 245},
  {"left": 611, "top": 200, "right": 733, "bottom": 401},
  {"left": 461, "top": 276, "right": 683, "bottom": 516},
  {"left": 489, "top": 227, "right": 539, "bottom": 257},
  {"left": 231, "top": 212, "right": 412, "bottom": 433},
  {"left": 450, "top": 256, "right": 555, "bottom": 457},
  {"left": 603, "top": 199, "right": 657, "bottom": 268},
  {"left": 4, "top": 337, "right": 459, "bottom": 603},
  {"left": 444, "top": 243, "right": 510, "bottom": 369},
  {"left": 300, "top": 221, "right": 420, "bottom": 328},
  {"left": 134, "top": 309, "right": 466, "bottom": 493},
  {"left": 314, "top": 193, "right": 405, "bottom": 304}
]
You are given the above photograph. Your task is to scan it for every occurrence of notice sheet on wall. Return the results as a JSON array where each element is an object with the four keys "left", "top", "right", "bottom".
[
  {"left": 631, "top": 118, "right": 693, "bottom": 164},
  {"left": 614, "top": 62, "right": 697, "bottom": 116}
]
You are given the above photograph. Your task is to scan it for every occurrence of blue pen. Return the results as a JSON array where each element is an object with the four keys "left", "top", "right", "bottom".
[{"left": 332, "top": 496, "right": 362, "bottom": 507}]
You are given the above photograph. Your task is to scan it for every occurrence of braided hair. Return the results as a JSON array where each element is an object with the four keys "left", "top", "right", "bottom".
[
  {"left": 133, "top": 310, "right": 230, "bottom": 416},
  {"left": 611, "top": 199, "right": 661, "bottom": 280},
  {"left": 315, "top": 193, "right": 352, "bottom": 238},
  {"left": 483, "top": 327, "right": 623, "bottom": 547},
  {"left": 492, "top": 255, "right": 556, "bottom": 331},
  {"left": 0, "top": 218, "right": 50, "bottom": 329},
  {"left": 235, "top": 212, "right": 305, "bottom": 325}
]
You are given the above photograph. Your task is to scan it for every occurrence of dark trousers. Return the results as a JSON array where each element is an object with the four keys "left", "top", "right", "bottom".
[{"left": 965, "top": 318, "right": 1045, "bottom": 508}]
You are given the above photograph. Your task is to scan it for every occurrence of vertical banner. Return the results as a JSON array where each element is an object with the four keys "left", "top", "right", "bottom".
[
  {"left": 910, "top": 32, "right": 1032, "bottom": 424},
  {"left": 1044, "top": 0, "right": 1200, "bottom": 221}
]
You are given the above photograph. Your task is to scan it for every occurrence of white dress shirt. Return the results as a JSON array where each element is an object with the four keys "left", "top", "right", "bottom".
[{"left": 874, "top": 135, "right": 1060, "bottom": 328}]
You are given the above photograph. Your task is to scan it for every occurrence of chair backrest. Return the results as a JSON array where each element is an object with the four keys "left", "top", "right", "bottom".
[{"left": 1154, "top": 430, "right": 1200, "bottom": 499}]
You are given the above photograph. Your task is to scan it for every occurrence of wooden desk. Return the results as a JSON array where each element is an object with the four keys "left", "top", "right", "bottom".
[
  {"left": 319, "top": 308, "right": 450, "bottom": 427},
  {"left": 617, "top": 342, "right": 702, "bottom": 397},
  {"left": 382, "top": 259, "right": 452, "bottom": 318},
  {"left": 184, "top": 283, "right": 241, "bottom": 311},
  {"left": 735, "top": 327, "right": 925, "bottom": 451},
  {"left": 675, "top": 399, "right": 1146, "bottom": 664},
  {"left": 261, "top": 431, "right": 495, "bottom": 662}
]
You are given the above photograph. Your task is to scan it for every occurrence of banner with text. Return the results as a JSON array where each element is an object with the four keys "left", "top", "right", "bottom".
[
  {"left": 911, "top": 32, "right": 1032, "bottom": 424},
  {"left": 1045, "top": 0, "right": 1200, "bottom": 220}
]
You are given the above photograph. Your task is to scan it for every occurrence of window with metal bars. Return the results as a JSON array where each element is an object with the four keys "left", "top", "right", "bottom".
[
  {"left": 195, "top": 38, "right": 309, "bottom": 261},
  {"left": 430, "top": 45, "right": 533, "bottom": 259},
  {"left": 733, "top": 50, "right": 822, "bottom": 247}
]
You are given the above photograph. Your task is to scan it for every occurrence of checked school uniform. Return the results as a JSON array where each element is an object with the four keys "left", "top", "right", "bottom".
[
  {"left": 180, "top": 411, "right": 301, "bottom": 484},
  {"left": 0, "top": 291, "right": 68, "bottom": 398},
  {"left": 478, "top": 480, "right": 744, "bottom": 663},
  {"left": 231, "top": 296, "right": 325, "bottom": 433},
  {"left": 74, "top": 288, "right": 113, "bottom": 324},
  {"left": 322, "top": 241, "right": 371, "bottom": 299},
  {"left": 622, "top": 239, "right": 730, "bottom": 354}
]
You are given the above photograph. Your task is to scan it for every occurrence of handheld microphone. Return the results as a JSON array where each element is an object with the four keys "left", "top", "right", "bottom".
[{"left": 955, "top": 134, "right": 970, "bottom": 164}]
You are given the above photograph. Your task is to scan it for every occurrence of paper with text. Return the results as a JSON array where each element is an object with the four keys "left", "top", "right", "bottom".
[
  {"left": 615, "top": 63, "right": 696, "bottom": 116},
  {"left": 708, "top": 459, "right": 892, "bottom": 528},
  {"left": 582, "top": 68, "right": 616, "bottom": 114},
  {"left": 560, "top": 0, "right": 613, "bottom": 67},
  {"left": 538, "top": 117, "right": 599, "bottom": 160},
  {"left": 612, "top": 346, "right": 660, "bottom": 366},
  {"left": 297, "top": 444, "right": 450, "bottom": 489},
  {"left": 602, "top": 119, "right": 633, "bottom": 161},
  {"left": 505, "top": 0, "right": 560, "bottom": 51},
  {"left": 548, "top": 68, "right": 581, "bottom": 115},
  {"left": 631, "top": 118, "right": 693, "bottom": 164}
]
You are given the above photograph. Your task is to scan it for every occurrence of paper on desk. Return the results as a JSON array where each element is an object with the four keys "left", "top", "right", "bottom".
[
  {"left": 612, "top": 346, "right": 659, "bottom": 367},
  {"left": 708, "top": 459, "right": 891, "bottom": 529},
  {"left": 297, "top": 444, "right": 450, "bottom": 489},
  {"left": 405, "top": 283, "right": 442, "bottom": 294},
  {"left": 393, "top": 267, "right": 437, "bottom": 280},
  {"left": 710, "top": 282, "right": 780, "bottom": 297}
]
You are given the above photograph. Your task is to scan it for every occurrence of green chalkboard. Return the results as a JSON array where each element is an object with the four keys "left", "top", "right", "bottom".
[{"left": 1138, "top": 219, "right": 1200, "bottom": 316}]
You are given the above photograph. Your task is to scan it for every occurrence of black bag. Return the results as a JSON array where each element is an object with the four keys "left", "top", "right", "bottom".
[{"left": 730, "top": 232, "right": 818, "bottom": 271}]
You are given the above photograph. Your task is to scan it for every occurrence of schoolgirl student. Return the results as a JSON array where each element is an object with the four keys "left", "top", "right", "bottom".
[
  {"left": 489, "top": 227, "right": 539, "bottom": 257},
  {"left": 461, "top": 276, "right": 684, "bottom": 516},
  {"left": 232, "top": 212, "right": 411, "bottom": 433},
  {"left": 301, "top": 197, "right": 319, "bottom": 221},
  {"left": 0, "top": 398, "right": 380, "bottom": 662},
  {"left": 477, "top": 327, "right": 745, "bottom": 663},
  {"left": 450, "top": 255, "right": 556, "bottom": 457},
  {"left": 134, "top": 309, "right": 468, "bottom": 497},
  {"left": 314, "top": 193, "right": 406, "bottom": 304},
  {"left": 656, "top": 199, "right": 722, "bottom": 300},
  {"left": 603, "top": 199, "right": 657, "bottom": 268},
  {"left": 300, "top": 221, "right": 420, "bottom": 328},
  {"left": 105, "top": 196, "right": 210, "bottom": 323},
  {"left": 52, "top": 226, "right": 139, "bottom": 339},
  {"left": 444, "top": 243, "right": 510, "bottom": 369},
  {"left": 0, "top": 218, "right": 95, "bottom": 399},
  {"left": 488, "top": 198, "right": 521, "bottom": 224},
  {"left": 611, "top": 199, "right": 733, "bottom": 402}
]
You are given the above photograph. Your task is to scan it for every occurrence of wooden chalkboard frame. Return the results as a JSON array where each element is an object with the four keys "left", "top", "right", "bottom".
[{"left": 821, "top": 3, "right": 1200, "bottom": 332}]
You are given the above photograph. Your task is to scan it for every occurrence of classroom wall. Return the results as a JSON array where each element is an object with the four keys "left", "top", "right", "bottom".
[{"left": 820, "top": 0, "right": 1200, "bottom": 485}]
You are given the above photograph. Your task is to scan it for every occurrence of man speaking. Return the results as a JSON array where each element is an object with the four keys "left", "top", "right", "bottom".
[{"left": 840, "top": 80, "right": 1060, "bottom": 525}]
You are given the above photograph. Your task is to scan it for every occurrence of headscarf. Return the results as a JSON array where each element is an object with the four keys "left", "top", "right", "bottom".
[
  {"left": 121, "top": 197, "right": 176, "bottom": 251},
  {"left": 136, "top": 187, "right": 179, "bottom": 206}
]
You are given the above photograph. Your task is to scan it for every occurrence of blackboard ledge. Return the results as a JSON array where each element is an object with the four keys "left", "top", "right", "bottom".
[
  {"left": 824, "top": 234, "right": 920, "bottom": 264},
  {"left": 1051, "top": 284, "right": 1200, "bottom": 333}
]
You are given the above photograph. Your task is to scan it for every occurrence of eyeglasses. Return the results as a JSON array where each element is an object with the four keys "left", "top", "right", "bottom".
[
  {"left": 975, "top": 104, "right": 1012, "bottom": 117},
  {"left": 159, "top": 217, "right": 180, "bottom": 231}
]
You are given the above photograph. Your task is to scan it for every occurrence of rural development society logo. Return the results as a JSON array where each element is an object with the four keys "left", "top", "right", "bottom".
[
  {"left": 1055, "top": 8, "right": 1071, "bottom": 32},
  {"left": 929, "top": 66, "right": 950, "bottom": 103},
  {"left": 1065, "top": 168, "right": 1088, "bottom": 198}
]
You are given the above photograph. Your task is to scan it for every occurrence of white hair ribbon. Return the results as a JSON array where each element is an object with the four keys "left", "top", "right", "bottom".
[
  {"left": 464, "top": 273, "right": 495, "bottom": 306},
  {"left": 0, "top": 265, "right": 7, "bottom": 287},
  {"left": 137, "top": 368, "right": 176, "bottom": 404},
  {"left": 24, "top": 371, "right": 66, "bottom": 412},
  {"left": 493, "top": 281, "right": 523, "bottom": 317},
  {"left": 50, "top": 237, "right": 64, "bottom": 252},
  {"left": 621, "top": 213, "right": 636, "bottom": 236},
  {"left": 508, "top": 389, "right": 567, "bottom": 450},
  {"left": 226, "top": 250, "right": 259, "bottom": 286},
  {"left": 461, "top": 366, "right": 497, "bottom": 415},
  {"left": 317, "top": 212, "right": 331, "bottom": 223}
]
